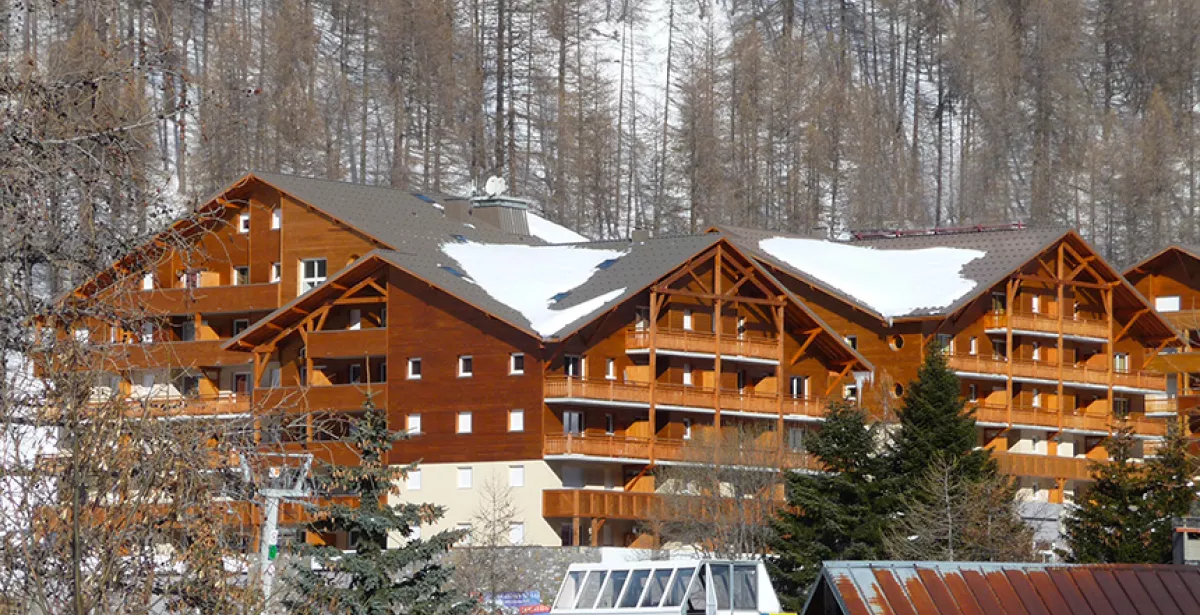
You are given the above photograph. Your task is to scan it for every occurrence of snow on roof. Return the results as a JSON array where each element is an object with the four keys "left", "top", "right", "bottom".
[
  {"left": 758, "top": 237, "right": 986, "bottom": 318},
  {"left": 441, "top": 242, "right": 626, "bottom": 336},
  {"left": 528, "top": 212, "right": 588, "bottom": 244}
]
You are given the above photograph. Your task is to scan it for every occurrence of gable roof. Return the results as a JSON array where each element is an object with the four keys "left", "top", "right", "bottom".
[
  {"left": 1125, "top": 243, "right": 1200, "bottom": 281},
  {"left": 226, "top": 235, "right": 872, "bottom": 370},
  {"left": 804, "top": 560, "right": 1200, "bottom": 615},
  {"left": 717, "top": 225, "right": 1072, "bottom": 321}
]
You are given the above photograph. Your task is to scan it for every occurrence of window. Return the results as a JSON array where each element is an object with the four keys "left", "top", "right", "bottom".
[
  {"left": 635, "top": 307, "right": 649, "bottom": 331},
  {"left": 565, "top": 355, "right": 582, "bottom": 378},
  {"left": 509, "top": 522, "right": 525, "bottom": 545},
  {"left": 458, "top": 355, "right": 473, "bottom": 377},
  {"left": 737, "top": 316, "right": 746, "bottom": 338},
  {"left": 233, "top": 319, "right": 249, "bottom": 336},
  {"left": 230, "top": 266, "right": 248, "bottom": 286},
  {"left": 606, "top": 358, "right": 616, "bottom": 380},
  {"left": 141, "top": 322, "right": 156, "bottom": 343},
  {"left": 271, "top": 262, "right": 281, "bottom": 282},
  {"left": 270, "top": 208, "right": 281, "bottom": 229},
  {"left": 180, "top": 320, "right": 196, "bottom": 342},
  {"left": 510, "top": 353, "right": 525, "bottom": 375},
  {"left": 1032, "top": 388, "right": 1042, "bottom": 408},
  {"left": 142, "top": 272, "right": 154, "bottom": 290},
  {"left": 564, "top": 411, "right": 583, "bottom": 435},
  {"left": 376, "top": 360, "right": 387, "bottom": 383},
  {"left": 266, "top": 367, "right": 281, "bottom": 388},
  {"left": 233, "top": 373, "right": 250, "bottom": 395},
  {"left": 406, "top": 469, "right": 422, "bottom": 490},
  {"left": 683, "top": 417, "right": 692, "bottom": 440},
  {"left": 1114, "top": 397, "right": 1130, "bottom": 417},
  {"left": 1114, "top": 352, "right": 1129, "bottom": 373},
  {"left": 1030, "top": 294, "right": 1042, "bottom": 313},
  {"left": 844, "top": 335, "right": 858, "bottom": 350},
  {"left": 407, "top": 358, "right": 421, "bottom": 379},
  {"left": 890, "top": 334, "right": 905, "bottom": 350},
  {"left": 1156, "top": 296, "right": 1181, "bottom": 312},
  {"left": 605, "top": 413, "right": 615, "bottom": 435},
  {"left": 456, "top": 411, "right": 473, "bottom": 434},
  {"left": 992, "top": 292, "right": 1007, "bottom": 313},
  {"left": 237, "top": 212, "right": 250, "bottom": 233},
  {"left": 1031, "top": 341, "right": 1041, "bottom": 361},
  {"left": 300, "top": 258, "right": 327, "bottom": 291},
  {"left": 349, "top": 364, "right": 363, "bottom": 384},
  {"left": 969, "top": 337, "right": 978, "bottom": 356},
  {"left": 406, "top": 414, "right": 421, "bottom": 435},
  {"left": 509, "top": 465, "right": 525, "bottom": 487},
  {"left": 993, "top": 341, "right": 1007, "bottom": 360},
  {"left": 790, "top": 376, "right": 808, "bottom": 398},
  {"left": 968, "top": 384, "right": 977, "bottom": 400},
  {"left": 844, "top": 383, "right": 859, "bottom": 401},
  {"left": 683, "top": 308, "right": 693, "bottom": 331},
  {"left": 456, "top": 467, "right": 472, "bottom": 489},
  {"left": 180, "top": 375, "right": 200, "bottom": 396},
  {"left": 736, "top": 370, "right": 746, "bottom": 392},
  {"left": 787, "top": 428, "right": 804, "bottom": 451},
  {"left": 508, "top": 409, "right": 524, "bottom": 432},
  {"left": 682, "top": 363, "right": 693, "bottom": 386},
  {"left": 348, "top": 309, "right": 362, "bottom": 330}
]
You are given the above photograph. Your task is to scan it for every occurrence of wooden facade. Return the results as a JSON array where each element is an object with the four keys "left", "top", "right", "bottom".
[{"left": 60, "top": 171, "right": 1184, "bottom": 548}]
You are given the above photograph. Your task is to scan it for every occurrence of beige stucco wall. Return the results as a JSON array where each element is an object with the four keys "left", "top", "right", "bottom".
[{"left": 389, "top": 459, "right": 564, "bottom": 547}]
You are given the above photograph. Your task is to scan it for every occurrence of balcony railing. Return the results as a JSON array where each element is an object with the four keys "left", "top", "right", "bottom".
[
  {"left": 542, "top": 489, "right": 781, "bottom": 522},
  {"left": 136, "top": 283, "right": 279, "bottom": 315},
  {"left": 973, "top": 403, "right": 1168, "bottom": 437},
  {"left": 994, "top": 451, "right": 1093, "bottom": 481},
  {"left": 544, "top": 376, "right": 827, "bottom": 419},
  {"left": 947, "top": 355, "right": 1166, "bottom": 391},
  {"left": 254, "top": 383, "right": 386, "bottom": 412},
  {"left": 543, "top": 433, "right": 815, "bottom": 469},
  {"left": 988, "top": 311, "right": 1110, "bottom": 339},
  {"left": 625, "top": 329, "right": 779, "bottom": 361},
  {"left": 306, "top": 328, "right": 388, "bottom": 359},
  {"left": 85, "top": 393, "right": 251, "bottom": 418},
  {"left": 98, "top": 340, "right": 252, "bottom": 370}
]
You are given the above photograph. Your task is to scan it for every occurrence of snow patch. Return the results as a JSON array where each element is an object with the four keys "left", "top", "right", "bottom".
[
  {"left": 440, "top": 242, "right": 626, "bottom": 336},
  {"left": 758, "top": 237, "right": 985, "bottom": 318},
  {"left": 527, "top": 212, "right": 588, "bottom": 244}
]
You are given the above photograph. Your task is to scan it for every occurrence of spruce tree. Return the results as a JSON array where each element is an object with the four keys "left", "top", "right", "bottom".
[
  {"left": 1063, "top": 427, "right": 1197, "bottom": 563},
  {"left": 768, "top": 403, "right": 897, "bottom": 609},
  {"left": 282, "top": 397, "right": 471, "bottom": 615},
  {"left": 892, "top": 346, "right": 993, "bottom": 482}
]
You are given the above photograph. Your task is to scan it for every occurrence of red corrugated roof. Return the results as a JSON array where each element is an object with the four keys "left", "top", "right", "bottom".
[{"left": 805, "top": 561, "right": 1200, "bottom": 615}]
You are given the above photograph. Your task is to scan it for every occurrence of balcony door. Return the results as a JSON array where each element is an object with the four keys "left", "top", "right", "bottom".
[
  {"left": 233, "top": 372, "right": 251, "bottom": 395},
  {"left": 563, "top": 411, "right": 584, "bottom": 435}
]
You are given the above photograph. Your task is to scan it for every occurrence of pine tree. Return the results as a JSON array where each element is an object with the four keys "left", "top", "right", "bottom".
[
  {"left": 892, "top": 346, "right": 993, "bottom": 482},
  {"left": 1063, "top": 426, "right": 1197, "bottom": 563},
  {"left": 282, "top": 397, "right": 471, "bottom": 615},
  {"left": 767, "top": 403, "right": 897, "bottom": 609}
]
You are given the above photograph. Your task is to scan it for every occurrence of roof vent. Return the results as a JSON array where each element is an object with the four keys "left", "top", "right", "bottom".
[
  {"left": 631, "top": 227, "right": 650, "bottom": 243},
  {"left": 470, "top": 175, "right": 530, "bottom": 236}
]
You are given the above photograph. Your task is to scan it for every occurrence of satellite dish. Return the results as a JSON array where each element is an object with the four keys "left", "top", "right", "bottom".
[{"left": 484, "top": 175, "right": 508, "bottom": 197}]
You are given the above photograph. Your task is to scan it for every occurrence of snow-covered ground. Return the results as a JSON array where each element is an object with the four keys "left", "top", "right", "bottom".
[
  {"left": 440, "top": 242, "right": 627, "bottom": 336},
  {"left": 758, "top": 237, "right": 985, "bottom": 318}
]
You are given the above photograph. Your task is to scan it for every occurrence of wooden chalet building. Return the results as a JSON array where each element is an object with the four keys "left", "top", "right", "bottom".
[
  {"left": 714, "top": 225, "right": 1181, "bottom": 507},
  {"left": 1125, "top": 244, "right": 1200, "bottom": 435},
  {"left": 63, "top": 171, "right": 1181, "bottom": 550}
]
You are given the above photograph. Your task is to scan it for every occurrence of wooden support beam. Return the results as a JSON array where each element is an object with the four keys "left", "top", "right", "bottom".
[
  {"left": 714, "top": 248, "right": 723, "bottom": 429},
  {"left": 776, "top": 303, "right": 785, "bottom": 452},
  {"left": 1142, "top": 338, "right": 1174, "bottom": 370},
  {"left": 1006, "top": 278, "right": 1016, "bottom": 425},
  {"left": 823, "top": 362, "right": 855, "bottom": 397},
  {"left": 1014, "top": 274, "right": 1112, "bottom": 290},
  {"left": 654, "top": 288, "right": 784, "bottom": 307},
  {"left": 790, "top": 328, "right": 823, "bottom": 365},
  {"left": 1057, "top": 243, "right": 1065, "bottom": 431},
  {"left": 1113, "top": 309, "right": 1148, "bottom": 343},
  {"left": 648, "top": 291, "right": 659, "bottom": 462},
  {"left": 1063, "top": 243, "right": 1107, "bottom": 284}
]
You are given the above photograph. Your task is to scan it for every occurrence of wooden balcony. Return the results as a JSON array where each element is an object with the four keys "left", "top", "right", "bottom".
[
  {"left": 306, "top": 328, "right": 388, "bottom": 359},
  {"left": 543, "top": 433, "right": 815, "bottom": 470},
  {"left": 542, "top": 489, "right": 781, "bottom": 522},
  {"left": 544, "top": 376, "right": 827, "bottom": 419},
  {"left": 625, "top": 329, "right": 779, "bottom": 362},
  {"left": 137, "top": 283, "right": 279, "bottom": 315},
  {"left": 1160, "top": 310, "right": 1200, "bottom": 332},
  {"left": 994, "top": 451, "right": 1093, "bottom": 481},
  {"left": 947, "top": 355, "right": 1166, "bottom": 391},
  {"left": 80, "top": 393, "right": 251, "bottom": 419},
  {"left": 98, "top": 340, "right": 252, "bottom": 369},
  {"left": 1144, "top": 397, "right": 1178, "bottom": 415},
  {"left": 254, "top": 384, "right": 385, "bottom": 412},
  {"left": 973, "top": 404, "right": 1168, "bottom": 437},
  {"left": 988, "top": 311, "right": 1110, "bottom": 339}
]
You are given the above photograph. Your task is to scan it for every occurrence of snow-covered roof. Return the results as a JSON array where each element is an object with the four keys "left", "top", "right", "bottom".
[
  {"left": 757, "top": 237, "right": 986, "bottom": 319},
  {"left": 528, "top": 212, "right": 589, "bottom": 244},
  {"left": 440, "top": 242, "right": 627, "bottom": 336}
]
